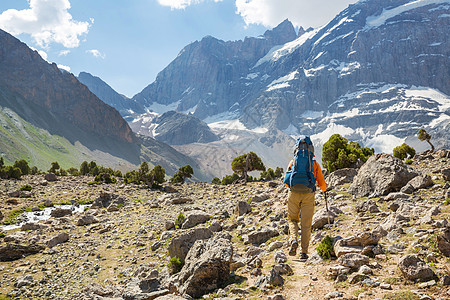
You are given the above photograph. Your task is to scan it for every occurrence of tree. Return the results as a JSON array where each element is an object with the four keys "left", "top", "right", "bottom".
[
  {"left": 48, "top": 161, "right": 60, "bottom": 174},
  {"left": 418, "top": 128, "right": 434, "bottom": 152},
  {"left": 274, "top": 167, "right": 284, "bottom": 178},
  {"left": 151, "top": 165, "right": 165, "bottom": 185},
  {"left": 231, "top": 152, "right": 265, "bottom": 182},
  {"left": 260, "top": 168, "right": 275, "bottom": 181},
  {"left": 171, "top": 165, "right": 194, "bottom": 184},
  {"left": 67, "top": 167, "right": 80, "bottom": 176},
  {"left": 393, "top": 143, "right": 416, "bottom": 160},
  {"left": 211, "top": 177, "right": 221, "bottom": 184},
  {"left": 80, "top": 161, "right": 89, "bottom": 175},
  {"left": 322, "top": 134, "right": 374, "bottom": 173},
  {"left": 0, "top": 157, "right": 4, "bottom": 168},
  {"left": 13, "top": 160, "right": 30, "bottom": 175}
]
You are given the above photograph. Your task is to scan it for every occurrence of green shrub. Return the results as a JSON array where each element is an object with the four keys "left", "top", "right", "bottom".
[
  {"left": 175, "top": 213, "right": 185, "bottom": 229},
  {"left": 383, "top": 291, "right": 419, "bottom": 300},
  {"left": 405, "top": 159, "right": 413, "bottom": 165},
  {"left": 0, "top": 232, "right": 5, "bottom": 238},
  {"left": 13, "top": 159, "right": 30, "bottom": 175},
  {"left": 211, "top": 177, "right": 221, "bottom": 184},
  {"left": 393, "top": 143, "right": 416, "bottom": 160},
  {"left": 316, "top": 235, "right": 334, "bottom": 259},
  {"left": 20, "top": 184, "right": 32, "bottom": 191},
  {"left": 94, "top": 172, "right": 117, "bottom": 184},
  {"left": 221, "top": 173, "right": 240, "bottom": 185},
  {"left": 167, "top": 256, "right": 183, "bottom": 274},
  {"left": 322, "top": 134, "right": 374, "bottom": 173}
]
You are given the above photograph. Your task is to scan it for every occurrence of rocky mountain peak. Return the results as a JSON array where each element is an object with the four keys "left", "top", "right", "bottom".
[{"left": 263, "top": 19, "right": 297, "bottom": 43}]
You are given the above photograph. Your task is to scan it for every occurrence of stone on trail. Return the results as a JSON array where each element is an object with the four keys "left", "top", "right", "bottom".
[
  {"left": 167, "top": 227, "right": 213, "bottom": 261},
  {"left": 398, "top": 254, "right": 436, "bottom": 282},
  {"left": 235, "top": 200, "right": 252, "bottom": 216},
  {"left": 348, "top": 153, "right": 418, "bottom": 197},
  {"left": 337, "top": 253, "right": 369, "bottom": 270},
  {"left": 47, "top": 232, "right": 69, "bottom": 248},
  {"left": 177, "top": 235, "right": 233, "bottom": 298},
  {"left": 242, "top": 227, "right": 278, "bottom": 245},
  {"left": 181, "top": 210, "right": 211, "bottom": 229}
]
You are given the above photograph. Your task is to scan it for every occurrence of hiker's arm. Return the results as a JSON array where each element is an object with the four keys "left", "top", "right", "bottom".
[{"left": 313, "top": 161, "right": 327, "bottom": 192}]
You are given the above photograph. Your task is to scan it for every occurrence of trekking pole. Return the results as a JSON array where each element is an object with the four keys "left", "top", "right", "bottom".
[{"left": 324, "top": 190, "right": 331, "bottom": 227}]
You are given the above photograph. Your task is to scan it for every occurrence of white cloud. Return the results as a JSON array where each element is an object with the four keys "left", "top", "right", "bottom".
[
  {"left": 86, "top": 49, "right": 105, "bottom": 59},
  {"left": 59, "top": 49, "right": 70, "bottom": 56},
  {"left": 57, "top": 64, "right": 71, "bottom": 71},
  {"left": 0, "top": 0, "right": 90, "bottom": 48},
  {"left": 30, "top": 46, "right": 48, "bottom": 61},
  {"left": 235, "top": 0, "right": 358, "bottom": 28},
  {"left": 158, "top": 0, "right": 223, "bottom": 10}
]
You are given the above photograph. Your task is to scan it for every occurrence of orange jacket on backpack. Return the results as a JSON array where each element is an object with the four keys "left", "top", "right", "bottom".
[{"left": 285, "top": 160, "right": 327, "bottom": 192}]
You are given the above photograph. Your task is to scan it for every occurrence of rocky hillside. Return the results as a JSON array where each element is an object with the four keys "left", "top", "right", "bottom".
[
  {"left": 77, "top": 72, "right": 145, "bottom": 117},
  {"left": 0, "top": 149, "right": 449, "bottom": 299}
]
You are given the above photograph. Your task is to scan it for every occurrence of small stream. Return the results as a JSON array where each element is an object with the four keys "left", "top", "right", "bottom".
[{"left": 1, "top": 204, "right": 91, "bottom": 231}]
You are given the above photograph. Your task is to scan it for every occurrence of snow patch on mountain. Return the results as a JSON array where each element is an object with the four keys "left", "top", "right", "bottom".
[
  {"left": 147, "top": 100, "right": 181, "bottom": 114},
  {"left": 266, "top": 71, "right": 298, "bottom": 91},
  {"left": 364, "top": 0, "right": 449, "bottom": 30},
  {"left": 209, "top": 119, "right": 268, "bottom": 134},
  {"left": 254, "top": 29, "right": 319, "bottom": 68}
]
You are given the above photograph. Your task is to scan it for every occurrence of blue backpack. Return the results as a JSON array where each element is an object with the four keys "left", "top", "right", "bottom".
[{"left": 283, "top": 136, "right": 316, "bottom": 192}]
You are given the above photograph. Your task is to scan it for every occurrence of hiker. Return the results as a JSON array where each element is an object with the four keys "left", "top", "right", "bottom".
[{"left": 284, "top": 136, "right": 326, "bottom": 261}]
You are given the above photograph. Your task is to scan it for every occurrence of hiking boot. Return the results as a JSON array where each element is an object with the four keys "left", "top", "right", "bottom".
[
  {"left": 288, "top": 240, "right": 298, "bottom": 256},
  {"left": 299, "top": 253, "right": 308, "bottom": 261}
]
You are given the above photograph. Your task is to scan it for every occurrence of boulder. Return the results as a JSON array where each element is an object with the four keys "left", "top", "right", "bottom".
[
  {"left": 14, "top": 275, "right": 33, "bottom": 288},
  {"left": 177, "top": 236, "right": 233, "bottom": 298},
  {"left": 355, "top": 200, "right": 380, "bottom": 213},
  {"left": 243, "top": 227, "right": 279, "bottom": 245},
  {"left": 77, "top": 214, "right": 99, "bottom": 226},
  {"left": 92, "top": 192, "right": 128, "bottom": 209},
  {"left": 47, "top": 232, "right": 69, "bottom": 248},
  {"left": 398, "top": 254, "right": 436, "bottom": 281},
  {"left": 337, "top": 253, "right": 369, "bottom": 270},
  {"left": 235, "top": 200, "right": 252, "bottom": 216},
  {"left": 167, "top": 227, "right": 213, "bottom": 261},
  {"left": 326, "top": 168, "right": 358, "bottom": 189},
  {"left": 50, "top": 208, "right": 72, "bottom": 218},
  {"left": 348, "top": 154, "right": 418, "bottom": 197},
  {"left": 21, "top": 222, "right": 48, "bottom": 231},
  {"left": 437, "top": 227, "right": 450, "bottom": 257},
  {"left": 254, "top": 267, "right": 285, "bottom": 288},
  {"left": 406, "top": 175, "right": 433, "bottom": 191},
  {"left": 181, "top": 210, "right": 211, "bottom": 229},
  {"left": 163, "top": 185, "right": 178, "bottom": 193},
  {"left": 0, "top": 243, "right": 44, "bottom": 261},
  {"left": 170, "top": 197, "right": 193, "bottom": 205},
  {"left": 44, "top": 173, "right": 57, "bottom": 182},
  {"left": 442, "top": 168, "right": 450, "bottom": 181},
  {"left": 122, "top": 278, "right": 169, "bottom": 300},
  {"left": 250, "top": 193, "right": 270, "bottom": 203},
  {"left": 312, "top": 206, "right": 343, "bottom": 229},
  {"left": 334, "top": 232, "right": 380, "bottom": 258}
]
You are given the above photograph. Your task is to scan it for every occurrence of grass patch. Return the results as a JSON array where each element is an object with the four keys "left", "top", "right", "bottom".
[
  {"left": 316, "top": 235, "right": 334, "bottom": 259},
  {"left": 384, "top": 277, "right": 400, "bottom": 285},
  {"left": 56, "top": 200, "right": 72, "bottom": 205},
  {"left": 0, "top": 232, "right": 6, "bottom": 238},
  {"left": 20, "top": 184, "right": 32, "bottom": 191},
  {"left": 353, "top": 287, "right": 367, "bottom": 298},
  {"left": 383, "top": 291, "right": 419, "bottom": 300},
  {"left": 174, "top": 213, "right": 185, "bottom": 229},
  {"left": 167, "top": 256, "right": 183, "bottom": 274},
  {"left": 2, "top": 207, "right": 32, "bottom": 225},
  {"left": 77, "top": 199, "right": 93, "bottom": 205},
  {"left": 333, "top": 281, "right": 349, "bottom": 289}
]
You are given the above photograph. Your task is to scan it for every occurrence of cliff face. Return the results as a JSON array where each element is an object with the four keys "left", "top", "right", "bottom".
[{"left": 0, "top": 29, "right": 135, "bottom": 144}]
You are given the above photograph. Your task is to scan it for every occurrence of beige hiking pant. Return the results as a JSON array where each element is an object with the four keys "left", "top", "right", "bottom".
[{"left": 287, "top": 191, "right": 315, "bottom": 254}]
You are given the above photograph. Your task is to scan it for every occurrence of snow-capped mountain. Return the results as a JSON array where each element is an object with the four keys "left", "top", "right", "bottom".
[{"left": 104, "top": 0, "right": 449, "bottom": 177}]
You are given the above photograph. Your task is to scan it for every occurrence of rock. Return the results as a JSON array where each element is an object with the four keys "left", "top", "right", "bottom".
[
  {"left": 255, "top": 267, "right": 285, "bottom": 288},
  {"left": 437, "top": 227, "right": 450, "bottom": 257},
  {"left": 177, "top": 236, "right": 233, "bottom": 298},
  {"left": 400, "top": 183, "right": 415, "bottom": 194},
  {"left": 442, "top": 168, "right": 450, "bottom": 181},
  {"left": 272, "top": 263, "right": 293, "bottom": 276},
  {"left": 418, "top": 280, "right": 436, "bottom": 288},
  {"left": 274, "top": 251, "right": 287, "bottom": 263},
  {"left": 0, "top": 210, "right": 3, "bottom": 221},
  {"left": 398, "top": 254, "right": 436, "bottom": 282},
  {"left": 77, "top": 214, "right": 99, "bottom": 226},
  {"left": 268, "top": 241, "right": 284, "bottom": 251},
  {"left": 243, "top": 227, "right": 279, "bottom": 245},
  {"left": 14, "top": 275, "right": 33, "bottom": 288},
  {"left": 355, "top": 200, "right": 380, "bottom": 213},
  {"left": 324, "top": 291, "right": 344, "bottom": 299},
  {"left": 167, "top": 227, "right": 213, "bottom": 261},
  {"left": 181, "top": 210, "right": 211, "bottom": 229},
  {"left": 406, "top": 175, "right": 433, "bottom": 191},
  {"left": 0, "top": 243, "right": 44, "bottom": 261},
  {"left": 268, "top": 295, "right": 285, "bottom": 300},
  {"left": 379, "top": 283, "right": 392, "bottom": 290},
  {"left": 21, "top": 222, "right": 48, "bottom": 231},
  {"left": 151, "top": 241, "right": 162, "bottom": 251},
  {"left": 441, "top": 275, "right": 450, "bottom": 286},
  {"left": 44, "top": 173, "right": 57, "bottom": 181},
  {"left": 334, "top": 232, "right": 380, "bottom": 257},
  {"left": 163, "top": 185, "right": 178, "bottom": 193},
  {"left": 337, "top": 253, "right": 370, "bottom": 270},
  {"left": 235, "top": 200, "right": 252, "bottom": 216},
  {"left": 43, "top": 199, "right": 53, "bottom": 207},
  {"left": 47, "top": 232, "right": 69, "bottom": 248},
  {"left": 312, "top": 206, "right": 343, "bottom": 229},
  {"left": 349, "top": 273, "right": 370, "bottom": 284},
  {"left": 251, "top": 193, "right": 270, "bottom": 203},
  {"left": 50, "top": 208, "right": 72, "bottom": 218},
  {"left": 358, "top": 265, "right": 372, "bottom": 275},
  {"left": 327, "top": 265, "right": 351, "bottom": 278},
  {"left": 171, "top": 197, "right": 193, "bottom": 204},
  {"left": 123, "top": 278, "right": 169, "bottom": 300},
  {"left": 92, "top": 192, "right": 128, "bottom": 209},
  {"left": 326, "top": 168, "right": 358, "bottom": 189},
  {"left": 208, "top": 220, "right": 222, "bottom": 232},
  {"left": 384, "top": 192, "right": 410, "bottom": 201},
  {"left": 348, "top": 154, "right": 418, "bottom": 197},
  {"left": 165, "top": 221, "right": 175, "bottom": 230}
]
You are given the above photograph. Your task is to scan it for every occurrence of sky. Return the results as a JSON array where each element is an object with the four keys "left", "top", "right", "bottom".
[{"left": 0, "top": 0, "right": 357, "bottom": 98}]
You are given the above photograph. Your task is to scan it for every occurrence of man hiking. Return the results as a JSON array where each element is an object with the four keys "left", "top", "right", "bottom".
[{"left": 284, "top": 136, "right": 326, "bottom": 261}]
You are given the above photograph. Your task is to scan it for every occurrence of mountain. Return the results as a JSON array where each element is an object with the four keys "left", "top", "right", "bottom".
[
  {"left": 0, "top": 29, "right": 207, "bottom": 180},
  {"left": 125, "top": 0, "right": 449, "bottom": 173},
  {"left": 77, "top": 72, "right": 144, "bottom": 117}
]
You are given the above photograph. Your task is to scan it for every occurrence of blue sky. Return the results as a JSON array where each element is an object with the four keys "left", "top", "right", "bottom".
[{"left": 0, "top": 0, "right": 357, "bottom": 98}]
